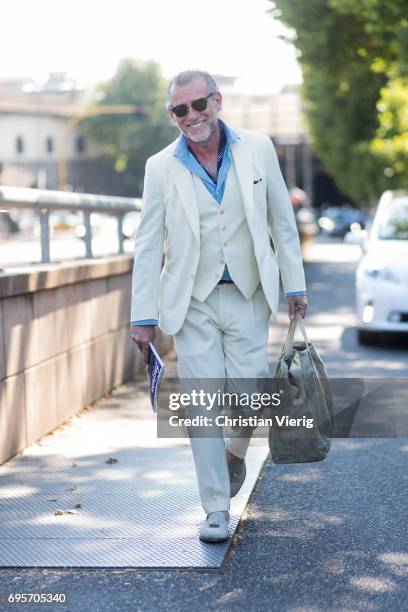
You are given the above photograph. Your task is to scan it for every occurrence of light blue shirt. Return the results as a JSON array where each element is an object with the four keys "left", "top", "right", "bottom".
[
  {"left": 131, "top": 121, "right": 304, "bottom": 326},
  {"left": 174, "top": 119, "right": 239, "bottom": 206}
]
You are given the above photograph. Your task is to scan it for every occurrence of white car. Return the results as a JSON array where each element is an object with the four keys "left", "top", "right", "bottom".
[{"left": 354, "top": 190, "right": 408, "bottom": 344}]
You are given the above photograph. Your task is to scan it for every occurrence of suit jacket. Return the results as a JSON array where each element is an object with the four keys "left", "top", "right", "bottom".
[{"left": 131, "top": 128, "right": 306, "bottom": 335}]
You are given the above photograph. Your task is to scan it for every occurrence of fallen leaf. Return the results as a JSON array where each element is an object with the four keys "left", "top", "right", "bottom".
[
  {"left": 54, "top": 510, "right": 64, "bottom": 516},
  {"left": 106, "top": 456, "right": 118, "bottom": 464}
]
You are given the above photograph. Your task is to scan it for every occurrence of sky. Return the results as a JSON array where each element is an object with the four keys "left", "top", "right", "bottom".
[{"left": 2, "top": 0, "right": 302, "bottom": 94}]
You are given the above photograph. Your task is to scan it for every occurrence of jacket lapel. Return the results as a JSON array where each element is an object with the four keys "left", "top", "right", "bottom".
[
  {"left": 168, "top": 156, "right": 200, "bottom": 245},
  {"left": 231, "top": 138, "right": 255, "bottom": 231}
]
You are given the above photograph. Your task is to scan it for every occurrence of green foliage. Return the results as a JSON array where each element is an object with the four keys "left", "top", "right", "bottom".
[
  {"left": 329, "top": 0, "right": 408, "bottom": 76},
  {"left": 86, "top": 59, "right": 177, "bottom": 196},
  {"left": 371, "top": 78, "right": 408, "bottom": 180},
  {"left": 271, "top": 0, "right": 408, "bottom": 204}
]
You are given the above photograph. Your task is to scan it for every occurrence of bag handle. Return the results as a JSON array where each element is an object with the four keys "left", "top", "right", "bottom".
[
  {"left": 282, "top": 315, "right": 322, "bottom": 382},
  {"left": 283, "top": 314, "right": 309, "bottom": 354}
]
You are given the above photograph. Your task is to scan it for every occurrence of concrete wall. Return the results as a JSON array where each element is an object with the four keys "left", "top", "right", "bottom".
[{"left": 0, "top": 255, "right": 172, "bottom": 465}]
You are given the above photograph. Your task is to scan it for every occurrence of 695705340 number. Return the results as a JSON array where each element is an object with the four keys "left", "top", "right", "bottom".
[{"left": 6, "top": 593, "right": 66, "bottom": 604}]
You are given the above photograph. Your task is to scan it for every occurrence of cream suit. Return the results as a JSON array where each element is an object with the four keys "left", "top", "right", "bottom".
[
  {"left": 131, "top": 128, "right": 305, "bottom": 333},
  {"left": 131, "top": 127, "right": 306, "bottom": 514}
]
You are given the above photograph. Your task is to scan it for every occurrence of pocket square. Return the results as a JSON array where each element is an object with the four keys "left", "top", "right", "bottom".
[{"left": 253, "top": 178, "right": 263, "bottom": 185}]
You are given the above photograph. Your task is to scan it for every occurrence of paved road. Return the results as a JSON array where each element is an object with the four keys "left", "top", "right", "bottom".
[{"left": 1, "top": 237, "right": 407, "bottom": 611}]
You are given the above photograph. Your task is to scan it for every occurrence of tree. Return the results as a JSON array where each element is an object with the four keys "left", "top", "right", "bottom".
[
  {"left": 330, "top": 0, "right": 408, "bottom": 187},
  {"left": 329, "top": 0, "right": 408, "bottom": 73},
  {"left": 270, "top": 0, "right": 408, "bottom": 204},
  {"left": 86, "top": 59, "right": 177, "bottom": 196}
]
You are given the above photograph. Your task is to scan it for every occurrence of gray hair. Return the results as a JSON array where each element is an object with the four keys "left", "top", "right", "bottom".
[{"left": 166, "top": 70, "right": 218, "bottom": 106}]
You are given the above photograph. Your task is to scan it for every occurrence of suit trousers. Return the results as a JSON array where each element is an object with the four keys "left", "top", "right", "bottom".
[{"left": 173, "top": 282, "right": 271, "bottom": 514}]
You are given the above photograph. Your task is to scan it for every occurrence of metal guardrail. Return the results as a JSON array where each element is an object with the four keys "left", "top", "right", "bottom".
[{"left": 0, "top": 186, "right": 142, "bottom": 263}]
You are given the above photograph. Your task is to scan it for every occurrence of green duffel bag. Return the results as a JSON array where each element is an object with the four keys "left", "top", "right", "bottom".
[{"left": 269, "top": 315, "right": 334, "bottom": 464}]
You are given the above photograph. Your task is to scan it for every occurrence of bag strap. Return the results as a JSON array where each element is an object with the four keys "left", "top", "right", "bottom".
[
  {"left": 282, "top": 318, "right": 296, "bottom": 354},
  {"left": 296, "top": 315, "right": 310, "bottom": 345},
  {"left": 282, "top": 315, "right": 319, "bottom": 376},
  {"left": 283, "top": 314, "right": 309, "bottom": 354}
]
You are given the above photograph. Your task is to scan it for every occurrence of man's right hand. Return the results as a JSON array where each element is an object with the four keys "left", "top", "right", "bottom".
[{"left": 129, "top": 325, "right": 157, "bottom": 364}]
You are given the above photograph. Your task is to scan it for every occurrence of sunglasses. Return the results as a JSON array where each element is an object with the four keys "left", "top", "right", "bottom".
[{"left": 169, "top": 92, "right": 215, "bottom": 118}]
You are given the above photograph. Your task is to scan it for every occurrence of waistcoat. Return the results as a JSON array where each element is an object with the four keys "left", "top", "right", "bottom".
[{"left": 191, "top": 161, "right": 260, "bottom": 302}]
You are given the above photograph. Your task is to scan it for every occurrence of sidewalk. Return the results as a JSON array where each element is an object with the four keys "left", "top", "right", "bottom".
[{"left": 0, "top": 347, "right": 268, "bottom": 569}]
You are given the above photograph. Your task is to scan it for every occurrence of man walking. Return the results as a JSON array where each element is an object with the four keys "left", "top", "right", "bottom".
[{"left": 130, "top": 70, "right": 307, "bottom": 542}]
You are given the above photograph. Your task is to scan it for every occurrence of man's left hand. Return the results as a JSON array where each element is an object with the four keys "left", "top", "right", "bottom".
[{"left": 287, "top": 294, "right": 308, "bottom": 320}]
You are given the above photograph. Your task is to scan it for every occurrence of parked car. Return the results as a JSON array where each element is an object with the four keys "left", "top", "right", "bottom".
[
  {"left": 353, "top": 190, "right": 408, "bottom": 344},
  {"left": 318, "top": 205, "right": 366, "bottom": 237}
]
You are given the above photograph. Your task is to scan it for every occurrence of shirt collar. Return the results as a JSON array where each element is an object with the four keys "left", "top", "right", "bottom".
[{"left": 174, "top": 119, "right": 240, "bottom": 160}]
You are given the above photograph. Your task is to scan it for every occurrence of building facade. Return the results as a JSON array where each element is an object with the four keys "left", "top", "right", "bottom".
[{"left": 0, "top": 74, "right": 120, "bottom": 194}]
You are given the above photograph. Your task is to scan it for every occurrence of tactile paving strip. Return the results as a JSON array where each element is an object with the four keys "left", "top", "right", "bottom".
[{"left": 0, "top": 383, "right": 268, "bottom": 569}]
